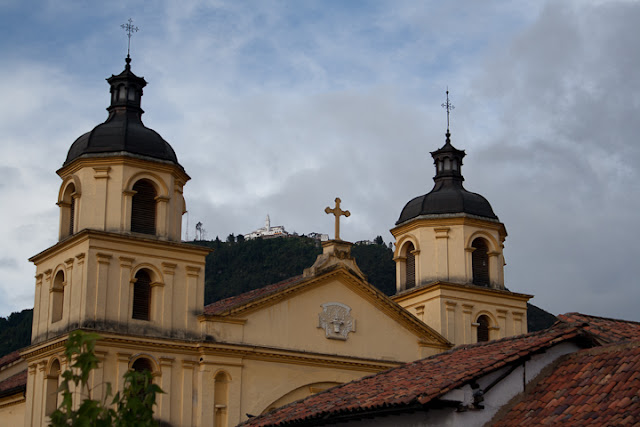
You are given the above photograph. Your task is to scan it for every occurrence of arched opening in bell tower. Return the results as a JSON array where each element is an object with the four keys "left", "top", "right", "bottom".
[
  {"left": 471, "top": 238, "right": 490, "bottom": 287},
  {"left": 51, "top": 270, "right": 65, "bottom": 323},
  {"left": 131, "top": 179, "right": 157, "bottom": 235},
  {"left": 58, "top": 181, "right": 78, "bottom": 240},
  {"left": 405, "top": 242, "right": 416, "bottom": 290},
  {"left": 214, "top": 371, "right": 231, "bottom": 427},
  {"left": 132, "top": 269, "right": 152, "bottom": 321},
  {"left": 476, "top": 315, "right": 490, "bottom": 342},
  {"left": 44, "top": 359, "right": 61, "bottom": 417}
]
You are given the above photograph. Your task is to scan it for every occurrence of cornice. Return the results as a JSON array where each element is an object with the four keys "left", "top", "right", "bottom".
[
  {"left": 57, "top": 330, "right": 404, "bottom": 372},
  {"left": 20, "top": 336, "right": 67, "bottom": 361},
  {"left": 56, "top": 154, "right": 190, "bottom": 182},
  {"left": 392, "top": 281, "right": 533, "bottom": 305},
  {"left": 391, "top": 215, "right": 507, "bottom": 239},
  {"left": 29, "top": 229, "right": 212, "bottom": 264}
]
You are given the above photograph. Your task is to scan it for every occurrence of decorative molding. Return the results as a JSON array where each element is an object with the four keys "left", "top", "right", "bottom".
[
  {"left": 92, "top": 166, "right": 111, "bottom": 179},
  {"left": 434, "top": 227, "right": 450, "bottom": 239},
  {"left": 318, "top": 302, "right": 356, "bottom": 341},
  {"left": 119, "top": 256, "right": 135, "bottom": 268},
  {"left": 96, "top": 252, "right": 112, "bottom": 265},
  {"left": 161, "top": 262, "right": 177, "bottom": 274},
  {"left": 186, "top": 266, "right": 201, "bottom": 277}
]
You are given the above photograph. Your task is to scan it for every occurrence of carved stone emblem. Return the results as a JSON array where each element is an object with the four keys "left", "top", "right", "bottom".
[{"left": 318, "top": 302, "right": 355, "bottom": 340}]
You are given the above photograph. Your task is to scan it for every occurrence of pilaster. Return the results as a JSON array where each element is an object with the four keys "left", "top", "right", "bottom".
[
  {"left": 118, "top": 257, "right": 135, "bottom": 322},
  {"left": 161, "top": 262, "right": 177, "bottom": 330},
  {"left": 181, "top": 360, "right": 197, "bottom": 426},
  {"left": 434, "top": 227, "right": 450, "bottom": 281},
  {"left": 158, "top": 356, "right": 175, "bottom": 423},
  {"left": 92, "top": 166, "right": 111, "bottom": 230}
]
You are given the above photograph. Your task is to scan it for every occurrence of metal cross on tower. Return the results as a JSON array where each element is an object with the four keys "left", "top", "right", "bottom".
[
  {"left": 325, "top": 198, "right": 350, "bottom": 241},
  {"left": 121, "top": 18, "right": 139, "bottom": 57},
  {"left": 441, "top": 88, "right": 455, "bottom": 131}
]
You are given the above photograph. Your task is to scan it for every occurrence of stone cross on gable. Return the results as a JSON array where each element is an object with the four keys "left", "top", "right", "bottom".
[{"left": 325, "top": 197, "right": 350, "bottom": 241}]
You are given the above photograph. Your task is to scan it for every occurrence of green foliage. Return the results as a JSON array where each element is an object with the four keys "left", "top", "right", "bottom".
[
  {"left": 0, "top": 308, "right": 33, "bottom": 358},
  {"left": 351, "top": 242, "right": 396, "bottom": 295},
  {"left": 196, "top": 236, "right": 323, "bottom": 303},
  {"left": 49, "top": 330, "right": 163, "bottom": 427}
]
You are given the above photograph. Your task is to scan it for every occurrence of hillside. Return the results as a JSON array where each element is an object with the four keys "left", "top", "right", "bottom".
[{"left": 191, "top": 236, "right": 396, "bottom": 303}]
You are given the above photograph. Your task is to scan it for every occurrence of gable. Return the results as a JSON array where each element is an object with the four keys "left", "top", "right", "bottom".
[{"left": 202, "top": 268, "right": 450, "bottom": 362}]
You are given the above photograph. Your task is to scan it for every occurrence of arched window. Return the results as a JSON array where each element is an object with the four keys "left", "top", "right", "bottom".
[
  {"left": 131, "top": 180, "right": 157, "bottom": 235},
  {"left": 132, "top": 270, "right": 151, "bottom": 321},
  {"left": 214, "top": 371, "right": 230, "bottom": 427},
  {"left": 405, "top": 242, "right": 416, "bottom": 290},
  {"left": 45, "top": 359, "right": 61, "bottom": 417},
  {"left": 477, "top": 315, "right": 490, "bottom": 342},
  {"left": 60, "top": 183, "right": 76, "bottom": 239},
  {"left": 132, "top": 357, "right": 154, "bottom": 373},
  {"left": 472, "top": 238, "right": 490, "bottom": 287},
  {"left": 51, "top": 271, "right": 64, "bottom": 323}
]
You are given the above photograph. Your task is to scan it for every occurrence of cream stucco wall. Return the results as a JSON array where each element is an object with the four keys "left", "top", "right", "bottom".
[
  {"left": 228, "top": 278, "right": 433, "bottom": 362},
  {"left": 392, "top": 216, "right": 507, "bottom": 291},
  {"left": 394, "top": 282, "right": 530, "bottom": 345},
  {"left": 0, "top": 395, "right": 25, "bottom": 426},
  {"left": 56, "top": 156, "right": 188, "bottom": 242},
  {"left": 29, "top": 231, "right": 209, "bottom": 344}
]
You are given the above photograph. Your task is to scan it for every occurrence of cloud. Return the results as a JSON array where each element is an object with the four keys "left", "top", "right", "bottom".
[{"left": 0, "top": 0, "right": 638, "bottom": 322}]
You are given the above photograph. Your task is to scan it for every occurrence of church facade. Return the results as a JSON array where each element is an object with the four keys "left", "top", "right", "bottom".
[{"left": 0, "top": 58, "right": 531, "bottom": 426}]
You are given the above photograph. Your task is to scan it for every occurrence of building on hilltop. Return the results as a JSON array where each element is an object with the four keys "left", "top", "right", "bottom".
[
  {"left": 244, "top": 215, "right": 289, "bottom": 240},
  {"left": 0, "top": 54, "right": 606, "bottom": 427}
]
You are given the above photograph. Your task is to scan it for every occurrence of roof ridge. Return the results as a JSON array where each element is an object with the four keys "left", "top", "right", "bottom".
[{"left": 560, "top": 311, "right": 640, "bottom": 325}]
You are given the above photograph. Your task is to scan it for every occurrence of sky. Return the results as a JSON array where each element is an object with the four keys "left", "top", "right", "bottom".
[{"left": 1, "top": 0, "right": 639, "bottom": 321}]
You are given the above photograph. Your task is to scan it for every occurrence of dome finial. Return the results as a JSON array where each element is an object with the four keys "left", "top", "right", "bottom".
[
  {"left": 441, "top": 87, "right": 455, "bottom": 138},
  {"left": 121, "top": 18, "right": 139, "bottom": 60}
]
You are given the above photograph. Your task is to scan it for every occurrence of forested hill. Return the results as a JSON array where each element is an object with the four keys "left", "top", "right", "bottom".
[
  {"left": 191, "top": 236, "right": 396, "bottom": 304},
  {"left": 0, "top": 308, "right": 33, "bottom": 357}
]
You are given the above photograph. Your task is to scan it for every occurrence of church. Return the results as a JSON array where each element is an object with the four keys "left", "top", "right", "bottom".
[{"left": 0, "top": 56, "right": 534, "bottom": 426}]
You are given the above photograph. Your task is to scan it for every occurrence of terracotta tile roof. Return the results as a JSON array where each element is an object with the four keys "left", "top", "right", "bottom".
[
  {"left": 494, "top": 340, "right": 640, "bottom": 426},
  {"left": 0, "top": 369, "right": 27, "bottom": 397},
  {"left": 558, "top": 312, "right": 640, "bottom": 343},
  {"left": 203, "top": 276, "right": 304, "bottom": 315},
  {"left": 0, "top": 351, "right": 21, "bottom": 369},
  {"left": 242, "top": 323, "right": 586, "bottom": 426}
]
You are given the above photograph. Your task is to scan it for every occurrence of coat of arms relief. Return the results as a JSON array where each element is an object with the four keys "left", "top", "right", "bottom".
[{"left": 318, "top": 302, "right": 356, "bottom": 340}]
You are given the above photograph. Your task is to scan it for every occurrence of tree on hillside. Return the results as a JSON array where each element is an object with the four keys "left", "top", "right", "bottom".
[
  {"left": 0, "top": 309, "right": 33, "bottom": 358},
  {"left": 226, "top": 233, "right": 235, "bottom": 243},
  {"left": 374, "top": 235, "right": 384, "bottom": 245}
]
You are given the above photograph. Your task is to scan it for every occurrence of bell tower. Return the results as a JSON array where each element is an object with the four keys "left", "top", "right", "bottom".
[
  {"left": 23, "top": 55, "right": 210, "bottom": 426},
  {"left": 391, "top": 92, "right": 531, "bottom": 346}
]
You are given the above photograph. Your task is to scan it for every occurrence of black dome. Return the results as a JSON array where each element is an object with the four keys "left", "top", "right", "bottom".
[
  {"left": 397, "top": 183, "right": 498, "bottom": 224},
  {"left": 396, "top": 131, "right": 498, "bottom": 225},
  {"left": 64, "top": 57, "right": 179, "bottom": 167},
  {"left": 65, "top": 116, "right": 178, "bottom": 165}
]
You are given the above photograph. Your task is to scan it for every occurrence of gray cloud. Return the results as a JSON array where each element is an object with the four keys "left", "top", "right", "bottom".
[{"left": 1, "top": 0, "right": 638, "bottom": 322}]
